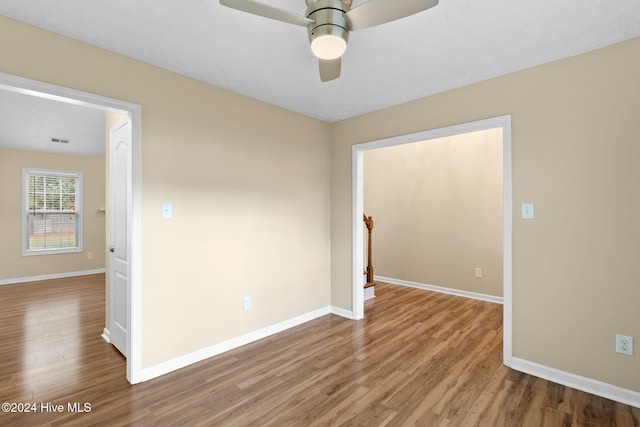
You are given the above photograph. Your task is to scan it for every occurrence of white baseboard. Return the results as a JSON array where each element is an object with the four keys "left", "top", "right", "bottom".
[
  {"left": 0, "top": 269, "right": 106, "bottom": 286},
  {"left": 141, "top": 306, "right": 333, "bottom": 381},
  {"left": 101, "top": 328, "right": 111, "bottom": 343},
  {"left": 330, "top": 305, "right": 354, "bottom": 319},
  {"left": 511, "top": 357, "right": 640, "bottom": 409},
  {"left": 375, "top": 275, "right": 503, "bottom": 304},
  {"left": 364, "top": 285, "right": 375, "bottom": 300}
]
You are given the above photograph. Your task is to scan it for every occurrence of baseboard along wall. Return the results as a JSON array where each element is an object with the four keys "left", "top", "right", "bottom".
[
  {"left": 0, "top": 269, "right": 106, "bottom": 286},
  {"left": 374, "top": 275, "right": 503, "bottom": 304},
  {"left": 511, "top": 358, "right": 640, "bottom": 409},
  {"left": 141, "top": 305, "right": 353, "bottom": 381},
  {"left": 101, "top": 328, "right": 111, "bottom": 344}
]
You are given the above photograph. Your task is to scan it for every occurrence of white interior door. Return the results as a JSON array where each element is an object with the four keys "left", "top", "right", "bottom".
[{"left": 109, "top": 118, "right": 131, "bottom": 357}]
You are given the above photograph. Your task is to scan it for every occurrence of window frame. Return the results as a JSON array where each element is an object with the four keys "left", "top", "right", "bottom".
[{"left": 22, "top": 167, "right": 83, "bottom": 256}]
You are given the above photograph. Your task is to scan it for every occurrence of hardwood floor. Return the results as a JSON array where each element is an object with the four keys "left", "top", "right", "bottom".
[{"left": 1, "top": 275, "right": 638, "bottom": 426}]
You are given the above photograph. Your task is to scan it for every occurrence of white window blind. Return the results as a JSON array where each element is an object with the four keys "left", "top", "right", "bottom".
[{"left": 22, "top": 168, "right": 83, "bottom": 256}]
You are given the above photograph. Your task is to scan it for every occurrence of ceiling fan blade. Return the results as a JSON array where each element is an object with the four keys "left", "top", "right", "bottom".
[
  {"left": 220, "top": 0, "right": 313, "bottom": 27},
  {"left": 319, "top": 58, "right": 341, "bottom": 82},
  {"left": 346, "top": 0, "right": 439, "bottom": 31}
]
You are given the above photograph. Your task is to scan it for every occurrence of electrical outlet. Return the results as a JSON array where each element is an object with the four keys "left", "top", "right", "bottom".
[
  {"left": 87, "top": 252, "right": 93, "bottom": 260},
  {"left": 244, "top": 296, "right": 252, "bottom": 310},
  {"left": 474, "top": 268, "right": 482, "bottom": 278},
  {"left": 616, "top": 334, "right": 633, "bottom": 356}
]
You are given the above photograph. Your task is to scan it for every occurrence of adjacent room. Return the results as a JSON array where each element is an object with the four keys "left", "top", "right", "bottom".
[{"left": 362, "top": 128, "right": 504, "bottom": 302}]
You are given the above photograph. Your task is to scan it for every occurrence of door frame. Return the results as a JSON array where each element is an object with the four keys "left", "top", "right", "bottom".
[
  {"left": 351, "top": 115, "right": 513, "bottom": 366},
  {"left": 0, "top": 72, "right": 143, "bottom": 383}
]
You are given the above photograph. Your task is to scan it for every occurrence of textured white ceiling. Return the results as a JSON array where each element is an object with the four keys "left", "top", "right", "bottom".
[
  {"left": 0, "top": 0, "right": 639, "bottom": 122},
  {"left": 0, "top": 90, "right": 106, "bottom": 157}
]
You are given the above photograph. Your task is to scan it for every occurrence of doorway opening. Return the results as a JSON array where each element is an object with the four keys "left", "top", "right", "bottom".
[
  {"left": 0, "top": 71, "right": 143, "bottom": 383},
  {"left": 351, "top": 115, "right": 513, "bottom": 366}
]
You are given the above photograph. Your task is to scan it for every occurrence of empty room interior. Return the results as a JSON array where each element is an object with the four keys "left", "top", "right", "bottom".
[{"left": 1, "top": 0, "right": 639, "bottom": 425}]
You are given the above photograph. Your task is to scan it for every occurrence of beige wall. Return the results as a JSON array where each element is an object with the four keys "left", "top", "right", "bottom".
[
  {"left": 0, "top": 17, "right": 331, "bottom": 368},
  {"left": 364, "top": 128, "right": 503, "bottom": 297},
  {"left": 0, "top": 147, "right": 106, "bottom": 280},
  {"left": 332, "top": 37, "right": 640, "bottom": 391}
]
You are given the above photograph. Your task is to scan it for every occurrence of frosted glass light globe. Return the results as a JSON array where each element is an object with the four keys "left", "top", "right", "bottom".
[{"left": 311, "top": 34, "right": 347, "bottom": 60}]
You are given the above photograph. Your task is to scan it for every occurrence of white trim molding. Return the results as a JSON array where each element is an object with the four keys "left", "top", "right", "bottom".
[
  {"left": 141, "top": 307, "right": 334, "bottom": 381},
  {"left": 511, "top": 358, "right": 640, "bottom": 409},
  {"left": 330, "top": 305, "right": 354, "bottom": 319},
  {"left": 364, "top": 286, "right": 375, "bottom": 300},
  {"left": 376, "top": 275, "right": 503, "bottom": 304},
  {"left": 102, "top": 328, "right": 111, "bottom": 343},
  {"left": 0, "top": 269, "right": 106, "bottom": 286}
]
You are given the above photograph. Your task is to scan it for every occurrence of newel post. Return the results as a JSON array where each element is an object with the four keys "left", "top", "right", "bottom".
[{"left": 363, "top": 214, "right": 374, "bottom": 285}]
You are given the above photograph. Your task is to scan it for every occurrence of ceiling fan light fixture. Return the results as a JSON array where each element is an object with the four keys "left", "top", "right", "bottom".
[
  {"left": 311, "top": 33, "right": 347, "bottom": 60},
  {"left": 309, "top": 23, "right": 349, "bottom": 60},
  {"left": 220, "top": 0, "right": 440, "bottom": 81}
]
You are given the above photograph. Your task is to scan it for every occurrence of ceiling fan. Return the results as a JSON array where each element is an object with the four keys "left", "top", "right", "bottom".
[{"left": 219, "top": 0, "right": 439, "bottom": 82}]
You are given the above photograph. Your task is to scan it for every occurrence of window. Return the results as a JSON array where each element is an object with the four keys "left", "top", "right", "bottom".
[{"left": 22, "top": 168, "right": 83, "bottom": 256}]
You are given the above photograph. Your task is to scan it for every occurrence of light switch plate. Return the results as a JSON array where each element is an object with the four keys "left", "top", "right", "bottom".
[
  {"left": 161, "top": 203, "right": 172, "bottom": 219},
  {"left": 521, "top": 203, "right": 534, "bottom": 219}
]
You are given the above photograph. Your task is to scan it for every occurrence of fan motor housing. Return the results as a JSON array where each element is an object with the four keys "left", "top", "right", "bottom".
[{"left": 306, "top": 0, "right": 350, "bottom": 49}]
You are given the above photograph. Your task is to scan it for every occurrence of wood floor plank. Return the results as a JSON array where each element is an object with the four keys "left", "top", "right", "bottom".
[{"left": 1, "top": 275, "right": 639, "bottom": 426}]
